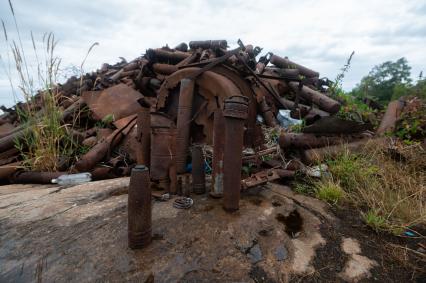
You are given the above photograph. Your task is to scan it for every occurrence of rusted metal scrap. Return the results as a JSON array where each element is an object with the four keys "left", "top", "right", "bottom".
[
  {"left": 223, "top": 96, "right": 249, "bottom": 212},
  {"left": 241, "top": 168, "right": 295, "bottom": 190},
  {"left": 176, "top": 79, "right": 195, "bottom": 173},
  {"left": 376, "top": 99, "right": 405, "bottom": 135},
  {"left": 150, "top": 113, "right": 177, "bottom": 193},
  {"left": 279, "top": 133, "right": 352, "bottom": 149},
  {"left": 128, "top": 165, "right": 152, "bottom": 249},
  {"left": 1, "top": 38, "right": 381, "bottom": 190},
  {"left": 82, "top": 83, "right": 143, "bottom": 121},
  {"left": 211, "top": 109, "right": 225, "bottom": 198},
  {"left": 191, "top": 144, "right": 206, "bottom": 194}
]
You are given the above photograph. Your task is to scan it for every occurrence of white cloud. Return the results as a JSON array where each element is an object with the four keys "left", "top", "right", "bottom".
[{"left": 0, "top": 0, "right": 425, "bottom": 107}]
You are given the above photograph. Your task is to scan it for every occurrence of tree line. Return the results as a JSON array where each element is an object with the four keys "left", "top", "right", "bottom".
[{"left": 349, "top": 58, "right": 425, "bottom": 104}]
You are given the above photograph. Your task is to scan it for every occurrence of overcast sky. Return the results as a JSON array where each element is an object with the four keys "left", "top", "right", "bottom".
[{"left": 0, "top": 0, "right": 425, "bottom": 107}]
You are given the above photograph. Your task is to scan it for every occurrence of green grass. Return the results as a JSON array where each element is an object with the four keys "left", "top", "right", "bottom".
[
  {"left": 292, "top": 141, "right": 426, "bottom": 235},
  {"left": 2, "top": 0, "right": 97, "bottom": 172},
  {"left": 362, "top": 209, "right": 387, "bottom": 232},
  {"left": 315, "top": 179, "right": 344, "bottom": 204}
]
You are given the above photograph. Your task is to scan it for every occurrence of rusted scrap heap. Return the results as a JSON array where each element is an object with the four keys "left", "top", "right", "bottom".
[{"left": 1, "top": 39, "right": 374, "bottom": 192}]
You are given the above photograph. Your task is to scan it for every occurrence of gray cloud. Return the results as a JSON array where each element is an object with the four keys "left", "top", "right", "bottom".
[{"left": 0, "top": 0, "right": 425, "bottom": 108}]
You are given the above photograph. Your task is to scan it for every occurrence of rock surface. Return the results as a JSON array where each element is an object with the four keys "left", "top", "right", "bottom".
[{"left": 0, "top": 179, "right": 385, "bottom": 282}]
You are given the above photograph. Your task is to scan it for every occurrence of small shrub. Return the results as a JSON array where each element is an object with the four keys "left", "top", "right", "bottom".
[
  {"left": 362, "top": 209, "right": 387, "bottom": 232},
  {"left": 315, "top": 179, "right": 344, "bottom": 204}
]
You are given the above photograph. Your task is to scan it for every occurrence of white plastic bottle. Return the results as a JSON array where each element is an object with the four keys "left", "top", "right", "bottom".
[{"left": 51, "top": 173, "right": 92, "bottom": 185}]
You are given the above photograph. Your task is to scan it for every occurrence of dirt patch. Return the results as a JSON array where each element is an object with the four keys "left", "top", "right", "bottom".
[{"left": 291, "top": 206, "right": 426, "bottom": 282}]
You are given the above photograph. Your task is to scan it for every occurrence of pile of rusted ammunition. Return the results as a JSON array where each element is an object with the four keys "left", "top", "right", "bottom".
[{"left": 1, "top": 39, "right": 382, "bottom": 198}]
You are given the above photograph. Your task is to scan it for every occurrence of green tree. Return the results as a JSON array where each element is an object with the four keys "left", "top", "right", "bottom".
[
  {"left": 351, "top": 58, "right": 412, "bottom": 104},
  {"left": 412, "top": 72, "right": 426, "bottom": 100}
]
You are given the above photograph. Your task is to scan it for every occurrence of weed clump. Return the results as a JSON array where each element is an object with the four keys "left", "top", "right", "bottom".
[
  {"left": 292, "top": 139, "right": 425, "bottom": 234},
  {"left": 314, "top": 179, "right": 344, "bottom": 204},
  {"left": 316, "top": 141, "right": 425, "bottom": 234}
]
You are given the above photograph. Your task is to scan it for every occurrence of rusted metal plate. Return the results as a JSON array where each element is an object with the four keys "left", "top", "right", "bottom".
[
  {"left": 82, "top": 84, "right": 143, "bottom": 121},
  {"left": 113, "top": 114, "right": 138, "bottom": 135}
]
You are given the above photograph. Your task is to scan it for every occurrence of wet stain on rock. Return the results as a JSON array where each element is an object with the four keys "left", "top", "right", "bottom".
[
  {"left": 274, "top": 245, "right": 288, "bottom": 261},
  {"left": 275, "top": 210, "right": 303, "bottom": 238},
  {"left": 247, "top": 244, "right": 263, "bottom": 263}
]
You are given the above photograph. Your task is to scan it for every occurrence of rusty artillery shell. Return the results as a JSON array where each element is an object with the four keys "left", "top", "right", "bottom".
[
  {"left": 270, "top": 54, "right": 319, "bottom": 78},
  {"left": 136, "top": 105, "right": 151, "bottom": 167},
  {"left": 376, "top": 99, "right": 405, "bottom": 135},
  {"left": 174, "top": 42, "right": 188, "bottom": 52},
  {"left": 222, "top": 96, "right": 249, "bottom": 212},
  {"left": 146, "top": 48, "right": 190, "bottom": 64},
  {"left": 0, "top": 162, "right": 20, "bottom": 181},
  {"left": 211, "top": 109, "right": 225, "bottom": 198},
  {"left": 128, "top": 165, "right": 152, "bottom": 249},
  {"left": 176, "top": 79, "right": 195, "bottom": 173},
  {"left": 10, "top": 171, "right": 66, "bottom": 184},
  {"left": 189, "top": 40, "right": 227, "bottom": 50},
  {"left": 0, "top": 128, "right": 25, "bottom": 153},
  {"left": 75, "top": 128, "right": 124, "bottom": 172},
  {"left": 278, "top": 133, "right": 348, "bottom": 149},
  {"left": 152, "top": 63, "right": 178, "bottom": 75},
  {"left": 191, "top": 145, "right": 206, "bottom": 194},
  {"left": 301, "top": 139, "right": 386, "bottom": 164},
  {"left": 90, "top": 166, "right": 117, "bottom": 181},
  {"left": 288, "top": 82, "right": 340, "bottom": 114},
  {"left": 259, "top": 97, "right": 277, "bottom": 127}
]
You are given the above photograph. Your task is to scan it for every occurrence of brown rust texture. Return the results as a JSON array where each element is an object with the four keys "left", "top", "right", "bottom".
[
  {"left": 223, "top": 96, "right": 249, "bottom": 212},
  {"left": 128, "top": 165, "right": 152, "bottom": 249},
  {"left": 191, "top": 144, "right": 206, "bottom": 194},
  {"left": 176, "top": 79, "right": 195, "bottom": 173}
]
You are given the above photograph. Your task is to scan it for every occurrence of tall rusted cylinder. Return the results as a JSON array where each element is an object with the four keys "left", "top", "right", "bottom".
[
  {"left": 211, "top": 109, "right": 225, "bottom": 198},
  {"left": 222, "top": 96, "right": 249, "bottom": 212},
  {"left": 136, "top": 105, "right": 151, "bottom": 167},
  {"left": 128, "top": 165, "right": 152, "bottom": 249},
  {"left": 150, "top": 125, "right": 177, "bottom": 193},
  {"left": 191, "top": 145, "right": 206, "bottom": 194},
  {"left": 176, "top": 79, "right": 195, "bottom": 173},
  {"left": 191, "top": 145, "right": 206, "bottom": 195},
  {"left": 288, "top": 82, "right": 340, "bottom": 114},
  {"left": 270, "top": 54, "right": 319, "bottom": 78}
]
